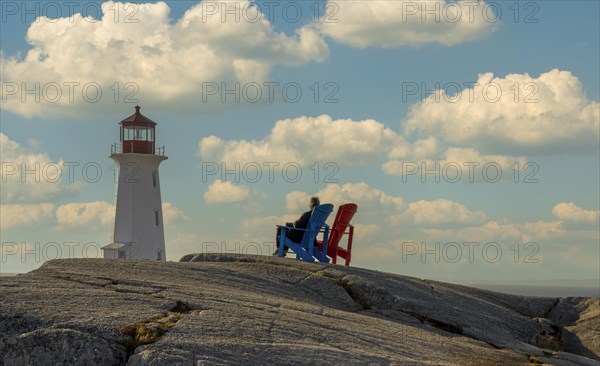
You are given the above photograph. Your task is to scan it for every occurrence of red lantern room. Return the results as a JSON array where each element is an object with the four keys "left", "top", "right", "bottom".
[{"left": 114, "top": 105, "right": 163, "bottom": 155}]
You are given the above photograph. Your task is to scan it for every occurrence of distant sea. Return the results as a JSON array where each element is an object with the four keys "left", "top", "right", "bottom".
[{"left": 468, "top": 279, "right": 599, "bottom": 298}]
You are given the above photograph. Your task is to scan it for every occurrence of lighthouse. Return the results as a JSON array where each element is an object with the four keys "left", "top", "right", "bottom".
[{"left": 102, "top": 106, "right": 168, "bottom": 260}]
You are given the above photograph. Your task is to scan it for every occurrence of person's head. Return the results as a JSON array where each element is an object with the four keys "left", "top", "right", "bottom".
[{"left": 309, "top": 196, "right": 320, "bottom": 209}]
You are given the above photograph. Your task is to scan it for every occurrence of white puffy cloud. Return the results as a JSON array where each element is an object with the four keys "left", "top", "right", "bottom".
[
  {"left": 383, "top": 145, "right": 528, "bottom": 180},
  {"left": 286, "top": 184, "right": 485, "bottom": 229},
  {"left": 55, "top": 200, "right": 186, "bottom": 228},
  {"left": 402, "top": 69, "right": 600, "bottom": 155},
  {"left": 286, "top": 182, "right": 488, "bottom": 227},
  {"left": 204, "top": 180, "right": 249, "bottom": 205},
  {"left": 200, "top": 114, "right": 399, "bottom": 167},
  {"left": 198, "top": 70, "right": 597, "bottom": 179},
  {"left": 382, "top": 70, "right": 596, "bottom": 178},
  {"left": 199, "top": 114, "right": 530, "bottom": 181},
  {"left": 162, "top": 202, "right": 189, "bottom": 226},
  {"left": 352, "top": 224, "right": 380, "bottom": 243},
  {"left": 241, "top": 214, "right": 298, "bottom": 232},
  {"left": 351, "top": 245, "right": 396, "bottom": 261},
  {"left": 0, "top": 203, "right": 55, "bottom": 229},
  {"left": 424, "top": 220, "right": 564, "bottom": 243},
  {"left": 285, "top": 182, "right": 404, "bottom": 214},
  {"left": 320, "top": 0, "right": 497, "bottom": 48},
  {"left": 285, "top": 191, "right": 315, "bottom": 213},
  {"left": 439, "top": 148, "right": 527, "bottom": 171},
  {"left": 55, "top": 200, "right": 115, "bottom": 228},
  {"left": 389, "top": 199, "right": 486, "bottom": 225},
  {"left": 0, "top": 133, "right": 83, "bottom": 203},
  {"left": 1, "top": 0, "right": 328, "bottom": 117},
  {"left": 386, "top": 136, "right": 441, "bottom": 161},
  {"left": 553, "top": 203, "right": 599, "bottom": 224}
]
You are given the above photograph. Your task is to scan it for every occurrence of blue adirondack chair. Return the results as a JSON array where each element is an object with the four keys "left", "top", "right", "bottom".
[{"left": 276, "top": 204, "right": 333, "bottom": 263}]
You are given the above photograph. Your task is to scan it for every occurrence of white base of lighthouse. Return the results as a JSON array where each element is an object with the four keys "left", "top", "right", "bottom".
[{"left": 102, "top": 153, "right": 168, "bottom": 261}]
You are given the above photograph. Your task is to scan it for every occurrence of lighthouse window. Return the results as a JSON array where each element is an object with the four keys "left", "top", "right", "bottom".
[
  {"left": 134, "top": 127, "right": 147, "bottom": 140},
  {"left": 155, "top": 210, "right": 160, "bottom": 226},
  {"left": 152, "top": 171, "right": 157, "bottom": 187},
  {"left": 123, "top": 127, "right": 152, "bottom": 141}
]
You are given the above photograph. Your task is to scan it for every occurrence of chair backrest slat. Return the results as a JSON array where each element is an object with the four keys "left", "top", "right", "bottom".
[
  {"left": 328, "top": 203, "right": 358, "bottom": 247},
  {"left": 301, "top": 204, "right": 334, "bottom": 247}
]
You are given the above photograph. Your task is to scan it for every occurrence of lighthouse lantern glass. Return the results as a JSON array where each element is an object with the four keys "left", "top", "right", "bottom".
[
  {"left": 122, "top": 126, "right": 154, "bottom": 142},
  {"left": 134, "top": 127, "right": 145, "bottom": 140}
]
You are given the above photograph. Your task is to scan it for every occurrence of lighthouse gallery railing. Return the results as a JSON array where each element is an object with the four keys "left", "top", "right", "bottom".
[{"left": 111, "top": 142, "right": 165, "bottom": 156}]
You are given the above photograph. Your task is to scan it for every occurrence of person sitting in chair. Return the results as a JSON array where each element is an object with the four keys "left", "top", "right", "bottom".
[{"left": 273, "top": 196, "right": 320, "bottom": 256}]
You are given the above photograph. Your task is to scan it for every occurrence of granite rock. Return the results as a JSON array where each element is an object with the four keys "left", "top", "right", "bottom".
[{"left": 1, "top": 254, "right": 598, "bottom": 366}]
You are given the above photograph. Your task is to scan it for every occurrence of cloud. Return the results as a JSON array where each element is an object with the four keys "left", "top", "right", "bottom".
[
  {"left": 197, "top": 70, "right": 597, "bottom": 185},
  {"left": 287, "top": 184, "right": 485, "bottom": 228},
  {"left": 55, "top": 200, "right": 115, "bottom": 229},
  {"left": 385, "top": 136, "right": 441, "bottom": 161},
  {"left": 0, "top": 203, "right": 55, "bottom": 229},
  {"left": 553, "top": 202, "right": 599, "bottom": 224},
  {"left": 352, "top": 224, "right": 380, "bottom": 243},
  {"left": 196, "top": 110, "right": 536, "bottom": 182},
  {"left": 389, "top": 199, "right": 486, "bottom": 225},
  {"left": 1, "top": 0, "right": 328, "bottom": 117},
  {"left": 241, "top": 214, "right": 298, "bottom": 232},
  {"left": 162, "top": 202, "right": 189, "bottom": 226},
  {"left": 382, "top": 69, "right": 596, "bottom": 178},
  {"left": 319, "top": 0, "right": 498, "bottom": 48},
  {"left": 285, "top": 182, "right": 404, "bottom": 214},
  {"left": 352, "top": 245, "right": 396, "bottom": 261},
  {"left": 424, "top": 220, "right": 564, "bottom": 243},
  {"left": 199, "top": 69, "right": 597, "bottom": 179},
  {"left": 204, "top": 180, "right": 249, "bottom": 205},
  {"left": 402, "top": 69, "right": 600, "bottom": 155},
  {"left": 0, "top": 133, "right": 83, "bottom": 203},
  {"left": 55, "top": 200, "right": 186, "bottom": 228},
  {"left": 200, "top": 114, "right": 400, "bottom": 167},
  {"left": 383, "top": 145, "right": 528, "bottom": 180}
]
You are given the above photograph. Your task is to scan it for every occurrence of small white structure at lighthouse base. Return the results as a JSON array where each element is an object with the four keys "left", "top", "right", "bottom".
[{"left": 102, "top": 106, "right": 168, "bottom": 260}]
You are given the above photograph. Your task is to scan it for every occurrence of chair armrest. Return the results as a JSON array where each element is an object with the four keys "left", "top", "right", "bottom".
[
  {"left": 276, "top": 225, "right": 310, "bottom": 232},
  {"left": 278, "top": 224, "right": 329, "bottom": 232}
]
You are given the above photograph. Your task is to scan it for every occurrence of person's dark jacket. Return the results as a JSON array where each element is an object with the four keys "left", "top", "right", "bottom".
[{"left": 287, "top": 210, "right": 312, "bottom": 243}]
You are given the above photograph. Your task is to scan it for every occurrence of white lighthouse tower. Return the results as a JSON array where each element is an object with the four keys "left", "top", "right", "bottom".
[{"left": 102, "top": 106, "right": 168, "bottom": 260}]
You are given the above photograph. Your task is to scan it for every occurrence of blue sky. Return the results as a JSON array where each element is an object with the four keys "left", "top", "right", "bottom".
[{"left": 1, "top": 1, "right": 599, "bottom": 287}]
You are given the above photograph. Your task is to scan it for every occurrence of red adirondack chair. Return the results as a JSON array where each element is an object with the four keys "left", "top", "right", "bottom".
[{"left": 317, "top": 203, "right": 357, "bottom": 266}]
